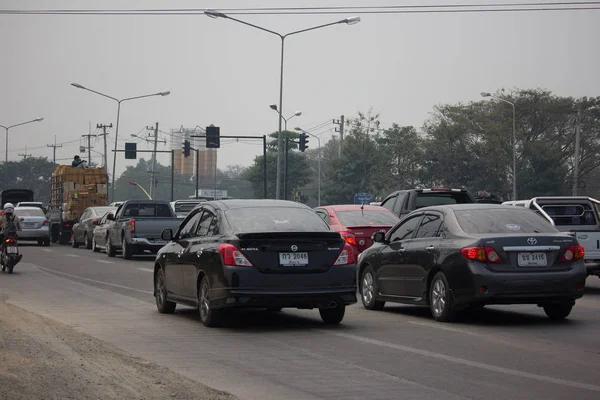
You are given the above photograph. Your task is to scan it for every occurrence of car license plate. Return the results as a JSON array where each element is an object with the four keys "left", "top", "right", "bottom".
[
  {"left": 6, "top": 246, "right": 18, "bottom": 254},
  {"left": 279, "top": 252, "right": 308, "bottom": 266},
  {"left": 518, "top": 252, "right": 546, "bottom": 267},
  {"left": 23, "top": 223, "right": 35, "bottom": 228}
]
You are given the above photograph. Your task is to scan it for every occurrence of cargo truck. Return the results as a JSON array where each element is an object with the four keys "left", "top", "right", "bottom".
[{"left": 48, "top": 166, "right": 109, "bottom": 244}]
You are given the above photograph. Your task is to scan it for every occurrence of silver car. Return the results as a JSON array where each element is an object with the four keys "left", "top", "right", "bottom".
[{"left": 14, "top": 207, "right": 50, "bottom": 246}]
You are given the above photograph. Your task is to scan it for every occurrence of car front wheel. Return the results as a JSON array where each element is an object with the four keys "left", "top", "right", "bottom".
[
  {"left": 361, "top": 266, "right": 385, "bottom": 311},
  {"left": 198, "top": 276, "right": 221, "bottom": 327},
  {"left": 543, "top": 303, "right": 573, "bottom": 320},
  {"left": 429, "top": 271, "right": 456, "bottom": 322}
]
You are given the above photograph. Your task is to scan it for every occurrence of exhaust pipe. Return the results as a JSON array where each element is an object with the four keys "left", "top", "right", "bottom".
[{"left": 328, "top": 301, "right": 338, "bottom": 309}]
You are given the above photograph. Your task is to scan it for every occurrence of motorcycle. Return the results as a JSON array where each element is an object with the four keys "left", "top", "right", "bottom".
[{"left": 1, "top": 236, "right": 20, "bottom": 274}]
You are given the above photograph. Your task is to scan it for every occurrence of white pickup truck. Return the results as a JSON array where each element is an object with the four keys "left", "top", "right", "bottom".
[{"left": 504, "top": 196, "right": 600, "bottom": 277}]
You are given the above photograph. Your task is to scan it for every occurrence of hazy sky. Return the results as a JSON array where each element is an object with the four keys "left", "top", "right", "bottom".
[{"left": 1, "top": 0, "right": 599, "bottom": 178}]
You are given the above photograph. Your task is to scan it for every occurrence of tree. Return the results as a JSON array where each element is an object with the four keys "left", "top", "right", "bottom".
[{"left": 0, "top": 157, "right": 57, "bottom": 204}]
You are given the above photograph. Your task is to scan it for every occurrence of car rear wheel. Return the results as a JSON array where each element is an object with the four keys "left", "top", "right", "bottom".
[
  {"left": 92, "top": 237, "right": 99, "bottom": 253},
  {"left": 122, "top": 238, "right": 133, "bottom": 260},
  {"left": 71, "top": 233, "right": 79, "bottom": 248},
  {"left": 84, "top": 233, "right": 92, "bottom": 250},
  {"left": 429, "top": 272, "right": 456, "bottom": 322},
  {"left": 543, "top": 303, "right": 573, "bottom": 320},
  {"left": 361, "top": 266, "right": 385, "bottom": 311},
  {"left": 43, "top": 238, "right": 50, "bottom": 247},
  {"left": 319, "top": 303, "right": 346, "bottom": 324},
  {"left": 198, "top": 276, "right": 221, "bottom": 327},
  {"left": 106, "top": 237, "right": 116, "bottom": 257},
  {"left": 155, "top": 268, "right": 176, "bottom": 314}
]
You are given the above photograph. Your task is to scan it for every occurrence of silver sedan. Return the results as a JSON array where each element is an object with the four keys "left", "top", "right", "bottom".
[{"left": 14, "top": 207, "right": 50, "bottom": 246}]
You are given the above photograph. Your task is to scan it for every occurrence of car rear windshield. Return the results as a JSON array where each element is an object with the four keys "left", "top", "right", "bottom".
[
  {"left": 15, "top": 208, "right": 45, "bottom": 217},
  {"left": 336, "top": 210, "right": 399, "bottom": 227},
  {"left": 226, "top": 207, "right": 330, "bottom": 233},
  {"left": 174, "top": 202, "right": 202, "bottom": 213},
  {"left": 455, "top": 208, "right": 558, "bottom": 234},
  {"left": 539, "top": 203, "right": 598, "bottom": 226},
  {"left": 123, "top": 203, "right": 173, "bottom": 217},
  {"left": 415, "top": 192, "right": 473, "bottom": 208}
]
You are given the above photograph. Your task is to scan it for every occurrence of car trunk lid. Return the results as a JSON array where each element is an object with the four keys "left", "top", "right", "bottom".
[{"left": 343, "top": 225, "right": 393, "bottom": 253}]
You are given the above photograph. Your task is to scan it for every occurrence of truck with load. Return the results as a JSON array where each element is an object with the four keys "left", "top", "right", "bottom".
[{"left": 48, "top": 165, "right": 109, "bottom": 244}]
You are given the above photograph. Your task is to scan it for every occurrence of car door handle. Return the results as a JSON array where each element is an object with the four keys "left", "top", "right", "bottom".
[
  {"left": 426, "top": 246, "right": 435, "bottom": 253},
  {"left": 196, "top": 249, "right": 203, "bottom": 258},
  {"left": 397, "top": 248, "right": 405, "bottom": 254}
]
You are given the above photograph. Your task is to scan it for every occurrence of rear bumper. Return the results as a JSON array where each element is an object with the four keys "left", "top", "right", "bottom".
[
  {"left": 584, "top": 260, "right": 600, "bottom": 275},
  {"left": 453, "top": 263, "right": 586, "bottom": 306},
  {"left": 19, "top": 229, "right": 50, "bottom": 240},
  {"left": 211, "top": 264, "right": 358, "bottom": 309},
  {"left": 129, "top": 238, "right": 167, "bottom": 251}
]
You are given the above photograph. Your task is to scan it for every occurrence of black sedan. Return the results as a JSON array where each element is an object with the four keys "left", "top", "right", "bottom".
[
  {"left": 71, "top": 206, "right": 117, "bottom": 249},
  {"left": 154, "top": 199, "right": 357, "bottom": 327},
  {"left": 357, "top": 204, "right": 586, "bottom": 322}
]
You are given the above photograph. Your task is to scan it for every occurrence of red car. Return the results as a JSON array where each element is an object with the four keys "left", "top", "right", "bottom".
[{"left": 315, "top": 205, "right": 400, "bottom": 254}]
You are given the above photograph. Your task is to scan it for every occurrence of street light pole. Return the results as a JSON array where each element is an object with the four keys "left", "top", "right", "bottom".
[
  {"left": 270, "top": 106, "right": 301, "bottom": 200},
  {"left": 481, "top": 92, "right": 517, "bottom": 201},
  {"left": 205, "top": 10, "right": 360, "bottom": 200},
  {"left": 1, "top": 117, "right": 44, "bottom": 188},
  {"left": 295, "top": 127, "right": 321, "bottom": 206},
  {"left": 71, "top": 83, "right": 170, "bottom": 202}
]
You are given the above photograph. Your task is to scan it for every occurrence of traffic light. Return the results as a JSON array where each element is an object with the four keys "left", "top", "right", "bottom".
[
  {"left": 124, "top": 142, "right": 137, "bottom": 159},
  {"left": 206, "top": 125, "right": 220, "bottom": 149},
  {"left": 183, "top": 140, "right": 191, "bottom": 157},
  {"left": 299, "top": 133, "right": 309, "bottom": 152}
]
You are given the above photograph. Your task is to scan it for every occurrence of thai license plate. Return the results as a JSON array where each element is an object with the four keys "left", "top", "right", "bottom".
[
  {"left": 23, "top": 223, "right": 35, "bottom": 228},
  {"left": 518, "top": 252, "right": 546, "bottom": 267},
  {"left": 279, "top": 252, "right": 309, "bottom": 266},
  {"left": 6, "top": 246, "right": 18, "bottom": 254}
]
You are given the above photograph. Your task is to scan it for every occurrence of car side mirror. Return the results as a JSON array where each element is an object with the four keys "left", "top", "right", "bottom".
[
  {"left": 372, "top": 231, "right": 386, "bottom": 243},
  {"left": 92, "top": 220, "right": 100, "bottom": 226},
  {"left": 106, "top": 213, "right": 115, "bottom": 221},
  {"left": 161, "top": 229, "right": 173, "bottom": 241}
]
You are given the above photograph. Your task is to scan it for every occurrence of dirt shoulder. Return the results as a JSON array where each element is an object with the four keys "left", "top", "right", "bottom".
[{"left": 0, "top": 301, "right": 236, "bottom": 400}]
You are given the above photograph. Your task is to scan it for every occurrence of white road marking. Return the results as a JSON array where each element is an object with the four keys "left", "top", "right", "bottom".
[
  {"left": 36, "top": 266, "right": 153, "bottom": 295},
  {"left": 42, "top": 249, "right": 53, "bottom": 252},
  {"left": 66, "top": 254, "right": 80, "bottom": 258},
  {"left": 137, "top": 267, "right": 154, "bottom": 273},
  {"left": 330, "top": 332, "right": 600, "bottom": 393},
  {"left": 96, "top": 260, "right": 114, "bottom": 264}
]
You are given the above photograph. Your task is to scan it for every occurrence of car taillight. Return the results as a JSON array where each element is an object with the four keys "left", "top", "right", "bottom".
[
  {"left": 334, "top": 243, "right": 357, "bottom": 266},
  {"left": 218, "top": 244, "right": 253, "bottom": 267},
  {"left": 340, "top": 231, "right": 357, "bottom": 247},
  {"left": 6, "top": 238, "right": 15, "bottom": 244},
  {"left": 43, "top": 220, "right": 49, "bottom": 226},
  {"left": 461, "top": 247, "right": 501, "bottom": 264},
  {"left": 130, "top": 220, "right": 135, "bottom": 235},
  {"left": 65, "top": 223, "right": 70, "bottom": 227},
  {"left": 561, "top": 245, "right": 585, "bottom": 262}
]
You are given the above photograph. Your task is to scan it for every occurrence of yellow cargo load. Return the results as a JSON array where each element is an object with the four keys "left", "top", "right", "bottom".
[{"left": 51, "top": 166, "right": 109, "bottom": 221}]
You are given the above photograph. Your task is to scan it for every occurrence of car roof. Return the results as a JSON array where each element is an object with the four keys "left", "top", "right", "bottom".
[
  {"left": 207, "top": 199, "right": 310, "bottom": 210},
  {"left": 14, "top": 206, "right": 45, "bottom": 211},
  {"left": 318, "top": 204, "right": 389, "bottom": 212},
  {"left": 416, "top": 204, "right": 523, "bottom": 213}
]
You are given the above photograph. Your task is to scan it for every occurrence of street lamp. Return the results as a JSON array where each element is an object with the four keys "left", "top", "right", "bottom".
[
  {"left": 481, "top": 92, "right": 517, "bottom": 201},
  {"left": 1, "top": 117, "right": 44, "bottom": 188},
  {"left": 295, "top": 127, "right": 321, "bottom": 206},
  {"left": 129, "top": 181, "right": 152, "bottom": 200},
  {"left": 71, "top": 82, "right": 170, "bottom": 202},
  {"left": 206, "top": 9, "right": 360, "bottom": 200},
  {"left": 270, "top": 106, "right": 302, "bottom": 199}
]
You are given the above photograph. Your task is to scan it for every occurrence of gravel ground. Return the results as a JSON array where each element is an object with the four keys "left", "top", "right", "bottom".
[{"left": 0, "top": 301, "right": 237, "bottom": 400}]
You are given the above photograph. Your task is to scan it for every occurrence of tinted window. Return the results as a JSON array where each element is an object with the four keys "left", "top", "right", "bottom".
[
  {"left": 415, "top": 213, "right": 443, "bottom": 238},
  {"left": 394, "top": 193, "right": 407, "bottom": 215},
  {"left": 415, "top": 193, "right": 472, "bottom": 208},
  {"left": 336, "top": 210, "right": 399, "bottom": 226},
  {"left": 174, "top": 202, "right": 202, "bottom": 213},
  {"left": 179, "top": 211, "right": 203, "bottom": 239},
  {"left": 14, "top": 208, "right": 45, "bottom": 217},
  {"left": 156, "top": 203, "right": 173, "bottom": 217},
  {"left": 540, "top": 204, "right": 597, "bottom": 226},
  {"left": 455, "top": 208, "right": 558, "bottom": 234},
  {"left": 389, "top": 215, "right": 421, "bottom": 242},
  {"left": 225, "top": 207, "right": 330, "bottom": 233},
  {"left": 381, "top": 195, "right": 396, "bottom": 212}
]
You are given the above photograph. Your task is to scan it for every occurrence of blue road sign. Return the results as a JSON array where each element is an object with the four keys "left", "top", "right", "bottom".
[{"left": 354, "top": 193, "right": 375, "bottom": 205}]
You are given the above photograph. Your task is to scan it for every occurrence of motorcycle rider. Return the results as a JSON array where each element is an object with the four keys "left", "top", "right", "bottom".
[{"left": 0, "top": 203, "right": 23, "bottom": 265}]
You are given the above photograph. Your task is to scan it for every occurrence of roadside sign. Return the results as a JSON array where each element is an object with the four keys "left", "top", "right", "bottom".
[{"left": 354, "top": 193, "right": 374, "bottom": 205}]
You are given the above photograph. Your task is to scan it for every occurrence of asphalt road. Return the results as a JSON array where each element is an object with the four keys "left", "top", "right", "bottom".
[{"left": 2, "top": 243, "right": 600, "bottom": 400}]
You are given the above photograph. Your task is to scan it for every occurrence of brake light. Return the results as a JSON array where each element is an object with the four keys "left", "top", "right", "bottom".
[
  {"left": 130, "top": 220, "right": 135, "bottom": 235},
  {"left": 561, "top": 245, "right": 585, "bottom": 262},
  {"left": 461, "top": 247, "right": 502, "bottom": 264},
  {"left": 5, "top": 238, "right": 15, "bottom": 244},
  {"left": 43, "top": 220, "right": 49, "bottom": 226},
  {"left": 65, "top": 223, "right": 70, "bottom": 227},
  {"left": 218, "top": 243, "right": 253, "bottom": 267},
  {"left": 340, "top": 231, "right": 357, "bottom": 246},
  {"left": 92, "top": 218, "right": 100, "bottom": 224},
  {"left": 334, "top": 243, "right": 357, "bottom": 266}
]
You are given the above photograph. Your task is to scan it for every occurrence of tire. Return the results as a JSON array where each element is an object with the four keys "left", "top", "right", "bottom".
[
  {"left": 37, "top": 240, "right": 43, "bottom": 245},
  {"left": 155, "top": 268, "right": 176, "bottom": 314},
  {"left": 43, "top": 239, "right": 50, "bottom": 247},
  {"left": 122, "top": 238, "right": 133, "bottom": 260},
  {"left": 84, "top": 233, "right": 92, "bottom": 250},
  {"left": 319, "top": 304, "right": 346, "bottom": 324},
  {"left": 360, "top": 266, "right": 385, "bottom": 311},
  {"left": 71, "top": 233, "right": 79, "bottom": 248},
  {"left": 198, "top": 276, "right": 221, "bottom": 327},
  {"left": 429, "top": 271, "right": 456, "bottom": 322},
  {"left": 92, "top": 237, "right": 100, "bottom": 253},
  {"left": 106, "top": 237, "right": 116, "bottom": 257},
  {"left": 543, "top": 303, "right": 573, "bottom": 320},
  {"left": 7, "top": 264, "right": 13, "bottom": 274}
]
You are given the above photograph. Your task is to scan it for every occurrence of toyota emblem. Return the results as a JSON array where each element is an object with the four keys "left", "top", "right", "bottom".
[
  {"left": 527, "top": 238, "right": 537, "bottom": 245},
  {"left": 291, "top": 245, "right": 298, "bottom": 252}
]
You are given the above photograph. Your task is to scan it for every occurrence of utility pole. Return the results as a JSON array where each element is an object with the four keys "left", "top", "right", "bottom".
[
  {"left": 146, "top": 122, "right": 160, "bottom": 197},
  {"left": 81, "top": 133, "right": 95, "bottom": 165},
  {"left": 46, "top": 136, "right": 63, "bottom": 165},
  {"left": 96, "top": 123, "right": 112, "bottom": 172},
  {"left": 573, "top": 105, "right": 582, "bottom": 196},
  {"left": 18, "top": 147, "right": 32, "bottom": 161},
  {"left": 333, "top": 115, "right": 344, "bottom": 157}
]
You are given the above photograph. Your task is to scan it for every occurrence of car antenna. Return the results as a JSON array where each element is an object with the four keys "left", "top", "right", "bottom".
[{"left": 361, "top": 201, "right": 365, "bottom": 217}]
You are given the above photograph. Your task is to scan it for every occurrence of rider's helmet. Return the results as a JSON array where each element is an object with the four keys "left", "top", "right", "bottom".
[{"left": 3, "top": 203, "right": 14, "bottom": 214}]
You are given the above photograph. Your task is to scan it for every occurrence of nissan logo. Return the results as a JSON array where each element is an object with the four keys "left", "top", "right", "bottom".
[
  {"left": 527, "top": 238, "right": 537, "bottom": 245},
  {"left": 291, "top": 245, "right": 298, "bottom": 252}
]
